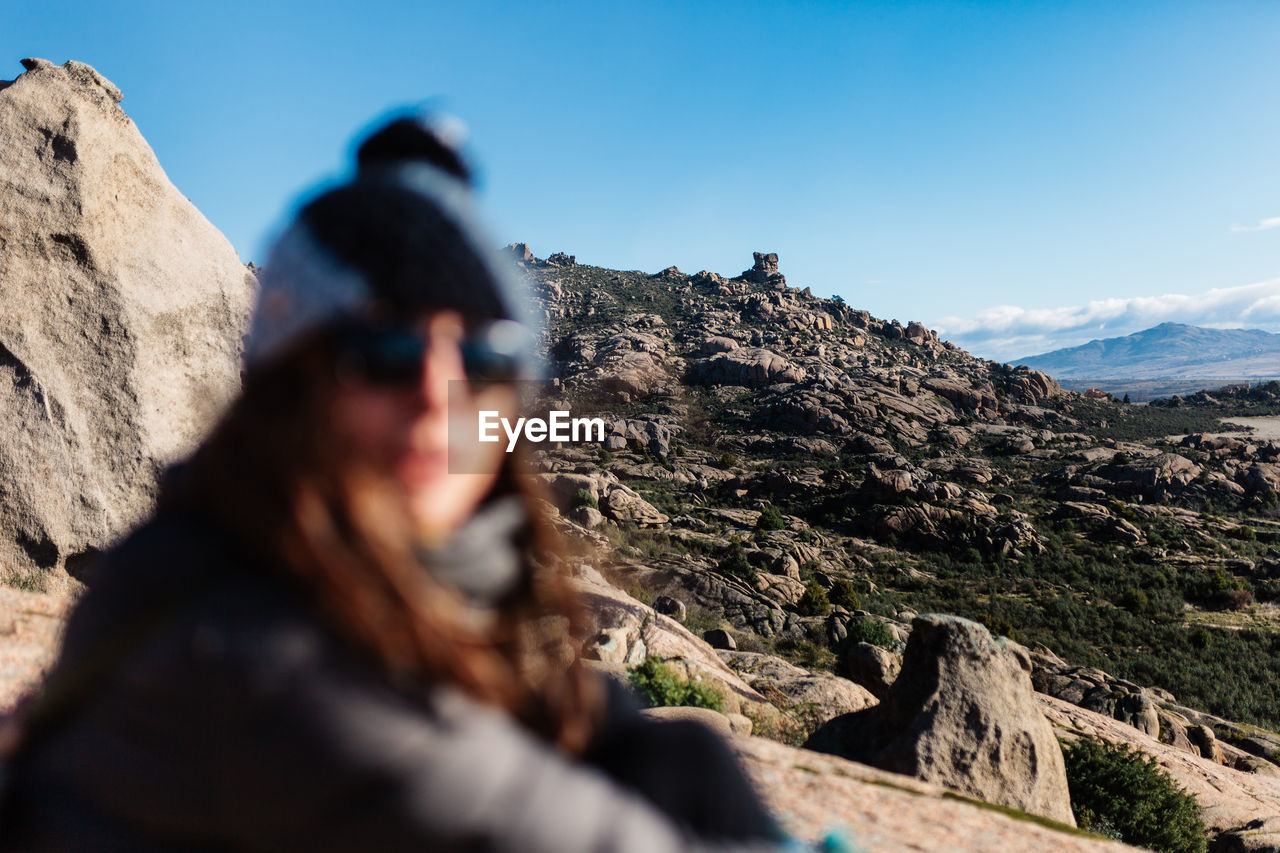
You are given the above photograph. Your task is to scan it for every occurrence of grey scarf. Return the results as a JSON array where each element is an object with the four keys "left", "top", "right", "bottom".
[{"left": 416, "top": 493, "right": 528, "bottom": 607}]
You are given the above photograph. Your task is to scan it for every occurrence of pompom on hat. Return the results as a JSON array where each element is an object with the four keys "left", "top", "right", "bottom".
[{"left": 245, "top": 112, "right": 542, "bottom": 380}]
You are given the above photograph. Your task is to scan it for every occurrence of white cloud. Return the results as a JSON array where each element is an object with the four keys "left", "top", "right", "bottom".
[
  {"left": 1231, "top": 216, "right": 1280, "bottom": 232},
  {"left": 934, "top": 277, "right": 1280, "bottom": 361}
]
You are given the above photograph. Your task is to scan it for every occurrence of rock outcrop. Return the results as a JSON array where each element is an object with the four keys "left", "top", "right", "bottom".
[
  {"left": 719, "top": 651, "right": 877, "bottom": 720},
  {"left": 690, "top": 347, "right": 806, "bottom": 387},
  {"left": 739, "top": 736, "right": 1135, "bottom": 852},
  {"left": 805, "top": 614, "right": 1075, "bottom": 825},
  {"left": 739, "top": 251, "right": 786, "bottom": 289},
  {"left": 573, "top": 566, "right": 772, "bottom": 717},
  {"left": 0, "top": 59, "right": 256, "bottom": 580},
  {"left": 1034, "top": 649, "right": 1280, "bottom": 775}
]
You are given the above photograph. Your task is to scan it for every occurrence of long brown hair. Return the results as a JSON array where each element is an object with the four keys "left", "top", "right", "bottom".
[{"left": 164, "top": 330, "right": 603, "bottom": 754}]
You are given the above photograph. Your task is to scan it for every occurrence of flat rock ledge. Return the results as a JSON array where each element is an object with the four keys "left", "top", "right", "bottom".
[{"left": 735, "top": 736, "right": 1138, "bottom": 852}]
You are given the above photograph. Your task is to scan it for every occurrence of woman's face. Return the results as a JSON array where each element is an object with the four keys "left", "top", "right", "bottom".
[{"left": 329, "top": 310, "right": 519, "bottom": 541}]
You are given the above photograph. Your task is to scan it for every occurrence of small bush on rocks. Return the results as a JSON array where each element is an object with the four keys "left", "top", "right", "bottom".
[
  {"left": 627, "top": 657, "right": 724, "bottom": 712},
  {"left": 756, "top": 505, "right": 786, "bottom": 531},
  {"left": 797, "top": 581, "right": 832, "bottom": 616},
  {"left": 719, "top": 539, "right": 758, "bottom": 584},
  {"left": 1062, "top": 736, "right": 1206, "bottom": 853},
  {"left": 828, "top": 578, "right": 861, "bottom": 610},
  {"left": 847, "top": 618, "right": 895, "bottom": 648}
]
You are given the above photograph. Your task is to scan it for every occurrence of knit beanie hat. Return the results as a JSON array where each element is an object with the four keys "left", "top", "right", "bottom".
[{"left": 245, "top": 113, "right": 540, "bottom": 379}]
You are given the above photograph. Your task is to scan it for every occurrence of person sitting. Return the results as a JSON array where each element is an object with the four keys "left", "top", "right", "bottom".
[{"left": 0, "top": 113, "right": 841, "bottom": 852}]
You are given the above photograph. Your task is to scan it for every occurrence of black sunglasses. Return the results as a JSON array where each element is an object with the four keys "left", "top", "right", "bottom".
[{"left": 332, "top": 318, "right": 526, "bottom": 387}]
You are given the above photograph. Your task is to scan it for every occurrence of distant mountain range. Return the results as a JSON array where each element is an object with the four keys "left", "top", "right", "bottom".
[{"left": 1015, "top": 323, "right": 1280, "bottom": 381}]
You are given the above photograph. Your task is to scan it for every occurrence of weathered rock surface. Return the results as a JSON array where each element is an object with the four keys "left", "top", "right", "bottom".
[
  {"left": 1212, "top": 816, "right": 1280, "bottom": 853},
  {"left": 0, "top": 585, "right": 72, "bottom": 710},
  {"left": 1041, "top": 693, "right": 1280, "bottom": 839},
  {"left": 572, "top": 569, "right": 771, "bottom": 716},
  {"left": 639, "top": 705, "right": 732, "bottom": 735},
  {"left": 841, "top": 641, "right": 902, "bottom": 699},
  {"left": 690, "top": 347, "right": 806, "bottom": 388},
  {"left": 739, "top": 251, "right": 786, "bottom": 289},
  {"left": 719, "top": 650, "right": 877, "bottom": 720},
  {"left": 737, "top": 735, "right": 1136, "bottom": 852},
  {"left": 0, "top": 58, "right": 255, "bottom": 579},
  {"left": 804, "top": 614, "right": 1075, "bottom": 825},
  {"left": 1112, "top": 452, "right": 1203, "bottom": 492},
  {"left": 582, "top": 330, "right": 672, "bottom": 401}
]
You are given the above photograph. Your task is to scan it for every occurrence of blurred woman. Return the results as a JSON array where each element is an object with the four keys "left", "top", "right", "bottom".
[{"left": 0, "top": 114, "right": 811, "bottom": 851}]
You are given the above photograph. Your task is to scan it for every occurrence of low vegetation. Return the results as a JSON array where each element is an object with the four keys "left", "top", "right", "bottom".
[
  {"left": 1062, "top": 737, "right": 1206, "bottom": 853},
  {"left": 627, "top": 657, "right": 725, "bottom": 712}
]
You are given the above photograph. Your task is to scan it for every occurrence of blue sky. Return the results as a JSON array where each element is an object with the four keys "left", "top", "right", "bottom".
[{"left": 4, "top": 1, "right": 1278, "bottom": 361}]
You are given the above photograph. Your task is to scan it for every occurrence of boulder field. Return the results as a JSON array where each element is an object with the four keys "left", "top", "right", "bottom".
[{"left": 6, "top": 56, "right": 1280, "bottom": 852}]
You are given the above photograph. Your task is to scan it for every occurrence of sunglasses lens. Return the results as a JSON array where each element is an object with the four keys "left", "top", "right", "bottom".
[
  {"left": 337, "top": 327, "right": 426, "bottom": 384},
  {"left": 461, "top": 342, "right": 520, "bottom": 385},
  {"left": 462, "top": 319, "right": 525, "bottom": 385},
  {"left": 335, "top": 319, "right": 525, "bottom": 386}
]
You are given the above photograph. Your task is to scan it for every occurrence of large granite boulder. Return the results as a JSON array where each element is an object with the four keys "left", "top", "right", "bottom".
[
  {"left": 1111, "top": 453, "right": 1203, "bottom": 491},
  {"left": 587, "top": 331, "right": 671, "bottom": 401},
  {"left": 804, "top": 614, "right": 1075, "bottom": 826},
  {"left": 718, "top": 651, "right": 877, "bottom": 720},
  {"left": 0, "top": 59, "right": 256, "bottom": 580},
  {"left": 690, "top": 347, "right": 805, "bottom": 388}
]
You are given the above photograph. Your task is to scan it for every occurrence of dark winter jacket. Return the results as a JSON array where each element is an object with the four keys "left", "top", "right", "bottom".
[{"left": 0, "top": 504, "right": 786, "bottom": 852}]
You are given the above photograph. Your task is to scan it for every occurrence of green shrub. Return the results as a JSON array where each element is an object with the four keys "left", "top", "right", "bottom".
[
  {"left": 756, "top": 504, "right": 786, "bottom": 531},
  {"left": 1255, "top": 579, "right": 1280, "bottom": 602},
  {"left": 1118, "top": 586, "right": 1149, "bottom": 613},
  {"left": 1184, "top": 567, "right": 1251, "bottom": 610},
  {"left": 828, "top": 578, "right": 861, "bottom": 610},
  {"left": 718, "top": 540, "right": 758, "bottom": 584},
  {"left": 847, "top": 617, "right": 895, "bottom": 648},
  {"left": 977, "top": 612, "right": 1019, "bottom": 641},
  {"left": 797, "top": 581, "right": 832, "bottom": 616},
  {"left": 627, "top": 657, "right": 724, "bottom": 711},
  {"left": 1062, "top": 737, "right": 1206, "bottom": 853},
  {"left": 572, "top": 488, "right": 599, "bottom": 510}
]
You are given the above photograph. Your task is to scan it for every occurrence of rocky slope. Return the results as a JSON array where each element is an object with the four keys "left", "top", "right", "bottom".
[
  {"left": 520, "top": 245, "right": 1280, "bottom": 723},
  {"left": 515, "top": 245, "right": 1280, "bottom": 849},
  {"left": 6, "top": 56, "right": 1280, "bottom": 851}
]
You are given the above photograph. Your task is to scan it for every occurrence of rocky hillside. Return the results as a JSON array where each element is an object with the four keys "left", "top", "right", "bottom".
[
  {"left": 519, "top": 246, "right": 1280, "bottom": 725},
  {"left": 7, "top": 55, "right": 1280, "bottom": 851},
  {"left": 514, "top": 246, "right": 1280, "bottom": 849}
]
